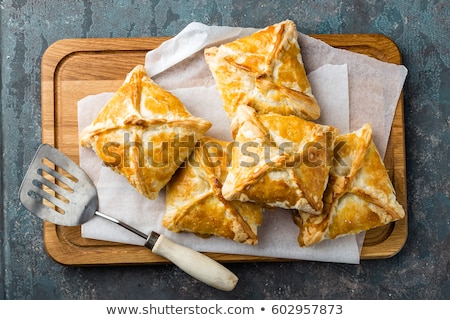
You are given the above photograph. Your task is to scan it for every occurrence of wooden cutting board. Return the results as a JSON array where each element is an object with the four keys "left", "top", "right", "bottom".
[{"left": 41, "top": 34, "right": 407, "bottom": 265}]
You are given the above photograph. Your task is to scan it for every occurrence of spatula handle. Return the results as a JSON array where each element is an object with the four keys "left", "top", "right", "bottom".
[{"left": 147, "top": 234, "right": 238, "bottom": 291}]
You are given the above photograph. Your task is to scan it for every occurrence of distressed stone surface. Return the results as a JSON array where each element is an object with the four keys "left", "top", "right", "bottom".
[{"left": 1, "top": 0, "right": 449, "bottom": 299}]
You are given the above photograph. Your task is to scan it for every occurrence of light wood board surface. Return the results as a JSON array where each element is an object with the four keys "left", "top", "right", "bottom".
[{"left": 41, "top": 35, "right": 407, "bottom": 265}]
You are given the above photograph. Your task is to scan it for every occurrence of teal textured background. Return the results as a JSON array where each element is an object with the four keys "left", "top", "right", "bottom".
[{"left": 1, "top": 0, "right": 449, "bottom": 299}]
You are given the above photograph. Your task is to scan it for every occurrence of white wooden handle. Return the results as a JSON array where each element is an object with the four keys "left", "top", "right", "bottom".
[{"left": 150, "top": 234, "right": 238, "bottom": 291}]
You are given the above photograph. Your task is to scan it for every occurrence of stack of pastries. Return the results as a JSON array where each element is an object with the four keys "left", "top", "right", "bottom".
[{"left": 80, "top": 20, "right": 405, "bottom": 248}]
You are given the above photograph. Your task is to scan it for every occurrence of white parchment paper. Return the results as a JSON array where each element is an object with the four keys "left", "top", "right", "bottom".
[{"left": 78, "top": 22, "right": 407, "bottom": 264}]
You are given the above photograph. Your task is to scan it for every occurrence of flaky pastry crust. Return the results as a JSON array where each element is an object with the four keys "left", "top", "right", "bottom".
[
  {"left": 204, "top": 20, "right": 320, "bottom": 120},
  {"left": 163, "top": 137, "right": 263, "bottom": 245},
  {"left": 294, "top": 123, "right": 406, "bottom": 247},
  {"left": 222, "top": 105, "right": 337, "bottom": 214},
  {"left": 79, "top": 65, "right": 211, "bottom": 200}
]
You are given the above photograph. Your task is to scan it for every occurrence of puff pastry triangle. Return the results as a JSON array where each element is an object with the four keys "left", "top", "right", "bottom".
[
  {"left": 163, "top": 137, "right": 263, "bottom": 244},
  {"left": 294, "top": 123, "right": 406, "bottom": 247},
  {"left": 79, "top": 65, "right": 212, "bottom": 200},
  {"left": 205, "top": 20, "right": 320, "bottom": 120},
  {"left": 222, "top": 105, "right": 336, "bottom": 214}
]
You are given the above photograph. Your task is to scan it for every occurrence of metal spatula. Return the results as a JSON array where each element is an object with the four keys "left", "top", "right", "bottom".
[{"left": 19, "top": 143, "right": 238, "bottom": 291}]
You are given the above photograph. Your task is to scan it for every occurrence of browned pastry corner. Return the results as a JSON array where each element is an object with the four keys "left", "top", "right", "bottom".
[
  {"left": 204, "top": 19, "right": 320, "bottom": 121},
  {"left": 79, "top": 65, "right": 211, "bottom": 200},
  {"left": 163, "top": 137, "right": 263, "bottom": 245},
  {"left": 294, "top": 123, "right": 406, "bottom": 247}
]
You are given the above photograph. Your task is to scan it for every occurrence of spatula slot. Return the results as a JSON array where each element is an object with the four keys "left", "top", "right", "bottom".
[
  {"left": 31, "top": 176, "right": 70, "bottom": 205},
  {"left": 28, "top": 178, "right": 67, "bottom": 214},
  {"left": 33, "top": 162, "right": 76, "bottom": 215},
  {"left": 42, "top": 157, "right": 79, "bottom": 184},
  {"left": 20, "top": 144, "right": 99, "bottom": 226},
  {"left": 27, "top": 189, "right": 42, "bottom": 202},
  {"left": 26, "top": 189, "right": 65, "bottom": 215},
  {"left": 39, "top": 159, "right": 76, "bottom": 194}
]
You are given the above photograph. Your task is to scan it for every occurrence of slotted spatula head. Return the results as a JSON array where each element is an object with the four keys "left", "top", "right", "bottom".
[{"left": 19, "top": 144, "right": 99, "bottom": 226}]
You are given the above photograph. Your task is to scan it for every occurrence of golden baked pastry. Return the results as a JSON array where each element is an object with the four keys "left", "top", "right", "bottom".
[
  {"left": 204, "top": 20, "right": 320, "bottom": 120},
  {"left": 79, "top": 65, "right": 212, "bottom": 200},
  {"left": 163, "top": 137, "right": 263, "bottom": 245},
  {"left": 293, "top": 123, "right": 406, "bottom": 246},
  {"left": 222, "top": 105, "right": 337, "bottom": 214}
]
